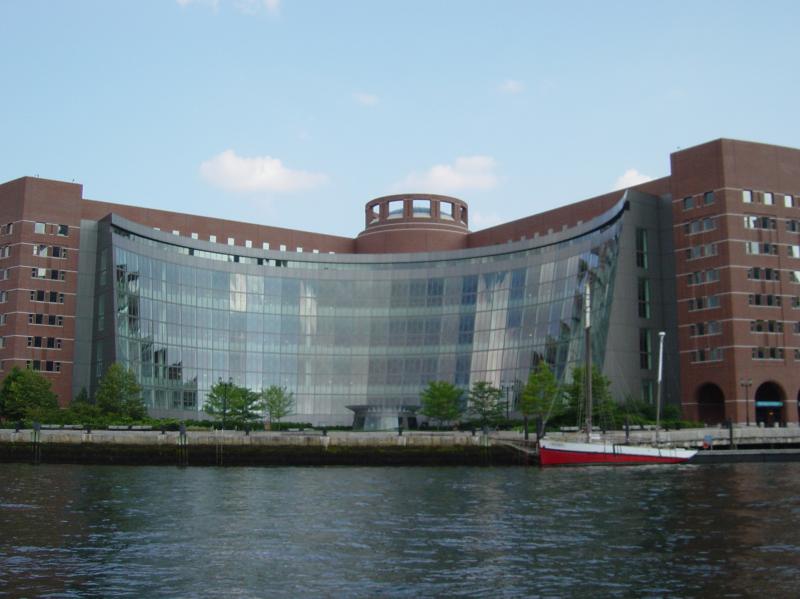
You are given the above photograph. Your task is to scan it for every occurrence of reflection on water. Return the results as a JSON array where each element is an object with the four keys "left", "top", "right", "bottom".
[{"left": 1, "top": 463, "right": 800, "bottom": 597}]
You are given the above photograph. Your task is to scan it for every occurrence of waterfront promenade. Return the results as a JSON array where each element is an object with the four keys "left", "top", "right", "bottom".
[{"left": 2, "top": 425, "right": 800, "bottom": 466}]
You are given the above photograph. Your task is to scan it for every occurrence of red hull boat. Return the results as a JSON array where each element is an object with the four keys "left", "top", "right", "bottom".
[{"left": 538, "top": 439, "right": 696, "bottom": 466}]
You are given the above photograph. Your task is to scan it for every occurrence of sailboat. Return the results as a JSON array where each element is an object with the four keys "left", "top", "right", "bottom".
[{"left": 538, "top": 283, "right": 697, "bottom": 466}]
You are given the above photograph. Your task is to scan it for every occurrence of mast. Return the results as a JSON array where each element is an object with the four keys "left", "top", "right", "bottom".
[
  {"left": 655, "top": 331, "right": 665, "bottom": 445},
  {"left": 584, "top": 282, "right": 592, "bottom": 443}
]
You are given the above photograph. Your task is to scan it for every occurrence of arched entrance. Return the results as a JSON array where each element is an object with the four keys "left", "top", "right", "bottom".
[
  {"left": 755, "top": 382, "right": 785, "bottom": 426},
  {"left": 696, "top": 383, "right": 725, "bottom": 425}
]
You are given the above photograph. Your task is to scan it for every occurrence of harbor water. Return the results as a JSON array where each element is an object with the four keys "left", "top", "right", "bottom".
[{"left": 1, "top": 463, "right": 799, "bottom": 597}]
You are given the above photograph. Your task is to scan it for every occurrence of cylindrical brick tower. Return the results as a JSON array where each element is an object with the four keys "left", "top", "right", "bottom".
[{"left": 355, "top": 193, "right": 469, "bottom": 253}]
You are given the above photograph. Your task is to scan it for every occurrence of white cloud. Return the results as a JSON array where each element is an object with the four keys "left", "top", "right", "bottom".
[
  {"left": 397, "top": 156, "right": 498, "bottom": 193},
  {"left": 469, "top": 211, "right": 504, "bottom": 231},
  {"left": 176, "top": 0, "right": 279, "bottom": 14},
  {"left": 353, "top": 92, "right": 379, "bottom": 106},
  {"left": 499, "top": 79, "right": 524, "bottom": 94},
  {"left": 614, "top": 168, "right": 653, "bottom": 190},
  {"left": 200, "top": 150, "right": 327, "bottom": 193}
]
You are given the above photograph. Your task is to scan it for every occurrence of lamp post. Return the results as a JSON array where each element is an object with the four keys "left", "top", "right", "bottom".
[{"left": 740, "top": 377, "right": 753, "bottom": 426}]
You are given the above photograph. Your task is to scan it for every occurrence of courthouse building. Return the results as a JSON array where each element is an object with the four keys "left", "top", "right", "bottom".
[{"left": 0, "top": 138, "right": 798, "bottom": 428}]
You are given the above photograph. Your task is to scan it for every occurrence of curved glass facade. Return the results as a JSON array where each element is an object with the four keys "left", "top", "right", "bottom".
[{"left": 94, "top": 202, "right": 624, "bottom": 426}]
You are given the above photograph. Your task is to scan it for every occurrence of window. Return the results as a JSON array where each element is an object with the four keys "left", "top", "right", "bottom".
[
  {"left": 787, "top": 220, "right": 800, "bottom": 233},
  {"left": 685, "top": 218, "right": 717, "bottom": 234},
  {"left": 743, "top": 216, "right": 776, "bottom": 230},
  {"left": 0, "top": 246, "right": 10, "bottom": 258},
  {"left": 245, "top": 240, "right": 252, "bottom": 248},
  {"left": 749, "top": 294, "right": 782, "bottom": 307},
  {"left": 688, "top": 295, "right": 720, "bottom": 311},
  {"left": 752, "top": 347, "right": 783, "bottom": 360},
  {"left": 789, "top": 245, "right": 800, "bottom": 258},
  {"left": 748, "top": 267, "right": 780, "bottom": 281},
  {"left": 637, "top": 278, "right": 651, "bottom": 318},
  {"left": 227, "top": 237, "right": 234, "bottom": 246},
  {"left": 0, "top": 314, "right": 6, "bottom": 325},
  {"left": 686, "top": 243, "right": 718, "bottom": 260},
  {"left": 262, "top": 242, "right": 269, "bottom": 250},
  {"left": 28, "top": 314, "right": 63, "bottom": 326},
  {"left": 750, "top": 320, "right": 783, "bottom": 333},
  {"left": 279, "top": 244, "right": 287, "bottom": 252},
  {"left": 0, "top": 291, "right": 6, "bottom": 303},
  {"left": 208, "top": 235, "right": 217, "bottom": 243},
  {"left": 639, "top": 329, "right": 652, "bottom": 369},
  {"left": 172, "top": 230, "right": 180, "bottom": 236},
  {"left": 690, "top": 321, "right": 721, "bottom": 337},
  {"left": 785, "top": 195, "right": 795, "bottom": 208},
  {"left": 412, "top": 199, "right": 431, "bottom": 217},
  {"left": 743, "top": 190, "right": 753, "bottom": 203},
  {"left": 0, "top": 223, "right": 12, "bottom": 235},
  {"left": 441, "top": 202, "right": 455, "bottom": 219},
  {"left": 33, "top": 244, "right": 48, "bottom": 257},
  {"left": 688, "top": 269, "right": 719, "bottom": 285},
  {"left": 52, "top": 247, "right": 66, "bottom": 259},
  {"left": 57, "top": 224, "right": 69, "bottom": 236},
  {"left": 703, "top": 191, "right": 715, "bottom": 205},
  {"left": 387, "top": 200, "right": 404, "bottom": 218},
  {"left": 635, "top": 228, "right": 648, "bottom": 269},
  {"left": 682, "top": 196, "right": 694, "bottom": 210},
  {"left": 32, "top": 267, "right": 47, "bottom": 279},
  {"left": 34, "top": 222, "right": 46, "bottom": 234},
  {"left": 692, "top": 348, "right": 722, "bottom": 363},
  {"left": 764, "top": 192, "right": 774, "bottom": 205},
  {"left": 0, "top": 269, "right": 6, "bottom": 281},
  {"left": 745, "top": 242, "right": 778, "bottom": 255}
]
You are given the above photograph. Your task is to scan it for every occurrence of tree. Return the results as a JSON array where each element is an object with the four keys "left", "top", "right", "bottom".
[
  {"left": 467, "top": 381, "right": 505, "bottom": 427},
  {"left": 232, "top": 388, "right": 266, "bottom": 424},
  {"left": 0, "top": 367, "right": 58, "bottom": 421},
  {"left": 205, "top": 379, "right": 239, "bottom": 427},
  {"left": 261, "top": 385, "right": 294, "bottom": 430},
  {"left": 519, "top": 362, "right": 561, "bottom": 437},
  {"left": 70, "top": 386, "right": 101, "bottom": 421},
  {"left": 420, "top": 381, "right": 463, "bottom": 430},
  {"left": 95, "top": 363, "right": 146, "bottom": 419},
  {"left": 565, "top": 365, "right": 615, "bottom": 430}
]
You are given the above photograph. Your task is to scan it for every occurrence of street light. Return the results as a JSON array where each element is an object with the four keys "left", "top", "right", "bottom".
[{"left": 740, "top": 378, "right": 753, "bottom": 426}]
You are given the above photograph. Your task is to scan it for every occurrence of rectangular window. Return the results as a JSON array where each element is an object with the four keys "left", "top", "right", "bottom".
[
  {"left": 33, "top": 244, "right": 48, "bottom": 257},
  {"left": 0, "top": 314, "right": 6, "bottom": 325},
  {"left": 682, "top": 196, "right": 694, "bottom": 210},
  {"left": 1, "top": 223, "right": 12, "bottom": 235},
  {"left": 752, "top": 347, "right": 783, "bottom": 360},
  {"left": 639, "top": 329, "right": 652, "bottom": 369},
  {"left": 635, "top": 228, "right": 648, "bottom": 269},
  {"left": 789, "top": 246, "right": 800, "bottom": 258},
  {"left": 692, "top": 348, "right": 722, "bottom": 363},
  {"left": 209, "top": 235, "right": 217, "bottom": 243},
  {"left": 34, "top": 222, "right": 46, "bottom": 234},
  {"left": 637, "top": 278, "right": 651, "bottom": 318},
  {"left": 786, "top": 195, "right": 795, "bottom": 208},
  {"left": 743, "top": 216, "right": 776, "bottom": 230},
  {"left": 262, "top": 242, "right": 269, "bottom": 250},
  {"left": 743, "top": 190, "right": 753, "bottom": 203},
  {"left": 703, "top": 191, "right": 715, "bottom": 205},
  {"left": 764, "top": 192, "right": 774, "bottom": 205},
  {"left": 787, "top": 220, "right": 800, "bottom": 233},
  {"left": 279, "top": 244, "right": 287, "bottom": 252},
  {"left": 748, "top": 267, "right": 780, "bottom": 281},
  {"left": 749, "top": 294, "right": 782, "bottom": 307},
  {"left": 227, "top": 237, "right": 234, "bottom": 246},
  {"left": 0, "top": 246, "right": 10, "bottom": 258},
  {"left": 750, "top": 320, "right": 783, "bottom": 333},
  {"left": 57, "top": 224, "right": 69, "bottom": 236},
  {"left": 245, "top": 240, "right": 252, "bottom": 248}
]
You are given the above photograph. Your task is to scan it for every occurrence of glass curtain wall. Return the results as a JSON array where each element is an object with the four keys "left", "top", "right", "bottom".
[{"left": 98, "top": 216, "right": 622, "bottom": 426}]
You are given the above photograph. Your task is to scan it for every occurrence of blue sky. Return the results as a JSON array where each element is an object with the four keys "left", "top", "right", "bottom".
[{"left": 1, "top": 1, "right": 798, "bottom": 237}]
